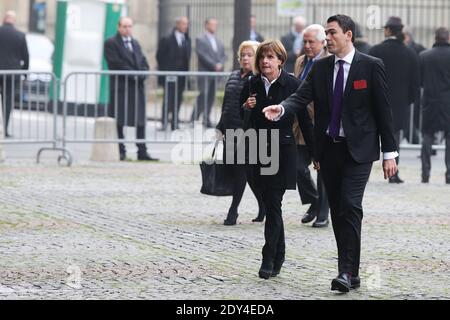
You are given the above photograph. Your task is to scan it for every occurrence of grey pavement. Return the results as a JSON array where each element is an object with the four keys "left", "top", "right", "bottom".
[{"left": 0, "top": 134, "right": 449, "bottom": 299}]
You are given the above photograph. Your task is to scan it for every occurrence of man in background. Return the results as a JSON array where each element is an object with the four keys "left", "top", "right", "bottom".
[
  {"left": 0, "top": 10, "right": 29, "bottom": 137},
  {"left": 157, "top": 16, "right": 191, "bottom": 131}
]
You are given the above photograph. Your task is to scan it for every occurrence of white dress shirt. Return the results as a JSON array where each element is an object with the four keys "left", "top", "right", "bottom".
[
  {"left": 122, "top": 36, "right": 133, "bottom": 52},
  {"left": 174, "top": 30, "right": 185, "bottom": 47},
  {"left": 261, "top": 70, "right": 282, "bottom": 96},
  {"left": 205, "top": 32, "right": 218, "bottom": 52}
]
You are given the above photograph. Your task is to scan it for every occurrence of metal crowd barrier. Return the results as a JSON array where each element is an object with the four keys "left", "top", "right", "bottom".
[
  {"left": 0, "top": 70, "right": 72, "bottom": 165},
  {"left": 60, "top": 70, "right": 231, "bottom": 148},
  {"left": 1, "top": 69, "right": 446, "bottom": 166}
]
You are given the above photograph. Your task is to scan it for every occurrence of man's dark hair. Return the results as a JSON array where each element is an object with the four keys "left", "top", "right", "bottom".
[
  {"left": 327, "top": 14, "right": 355, "bottom": 43},
  {"left": 435, "top": 27, "right": 450, "bottom": 44}
]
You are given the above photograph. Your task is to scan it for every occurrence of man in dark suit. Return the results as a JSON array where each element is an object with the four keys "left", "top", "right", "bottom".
[
  {"left": 104, "top": 17, "right": 158, "bottom": 161},
  {"left": 191, "top": 18, "right": 226, "bottom": 128},
  {"left": 369, "top": 17, "right": 420, "bottom": 183},
  {"left": 249, "top": 15, "right": 264, "bottom": 42},
  {"left": 419, "top": 27, "right": 450, "bottom": 184},
  {"left": 156, "top": 16, "right": 191, "bottom": 131},
  {"left": 0, "top": 11, "right": 29, "bottom": 137},
  {"left": 354, "top": 23, "right": 371, "bottom": 54},
  {"left": 263, "top": 14, "right": 398, "bottom": 292},
  {"left": 280, "top": 15, "right": 307, "bottom": 74}
]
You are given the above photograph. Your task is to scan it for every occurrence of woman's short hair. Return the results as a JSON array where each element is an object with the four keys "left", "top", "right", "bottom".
[
  {"left": 237, "top": 40, "right": 260, "bottom": 62},
  {"left": 253, "top": 40, "right": 287, "bottom": 75}
]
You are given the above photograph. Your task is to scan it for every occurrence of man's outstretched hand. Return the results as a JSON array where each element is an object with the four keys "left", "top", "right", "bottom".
[{"left": 262, "top": 105, "right": 282, "bottom": 121}]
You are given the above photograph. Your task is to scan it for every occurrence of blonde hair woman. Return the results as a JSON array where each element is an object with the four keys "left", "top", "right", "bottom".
[{"left": 216, "top": 40, "right": 266, "bottom": 226}]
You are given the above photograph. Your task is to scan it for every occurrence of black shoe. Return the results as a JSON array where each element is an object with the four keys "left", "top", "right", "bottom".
[
  {"left": 422, "top": 175, "right": 429, "bottom": 183},
  {"left": 137, "top": 153, "right": 159, "bottom": 161},
  {"left": 312, "top": 219, "right": 329, "bottom": 228},
  {"left": 301, "top": 211, "right": 316, "bottom": 224},
  {"left": 120, "top": 153, "right": 126, "bottom": 161},
  {"left": 252, "top": 212, "right": 265, "bottom": 222},
  {"left": 389, "top": 175, "right": 404, "bottom": 184},
  {"left": 271, "top": 256, "right": 285, "bottom": 277},
  {"left": 258, "top": 260, "right": 274, "bottom": 279},
  {"left": 224, "top": 213, "right": 238, "bottom": 226},
  {"left": 331, "top": 272, "right": 352, "bottom": 293},
  {"left": 351, "top": 275, "right": 360, "bottom": 289},
  {"left": 446, "top": 179, "right": 450, "bottom": 185}
]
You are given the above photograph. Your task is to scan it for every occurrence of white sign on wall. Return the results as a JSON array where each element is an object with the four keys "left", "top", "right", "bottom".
[{"left": 277, "top": 0, "right": 307, "bottom": 17}]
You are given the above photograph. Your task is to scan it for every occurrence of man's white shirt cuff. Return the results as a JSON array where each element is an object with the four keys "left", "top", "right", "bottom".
[
  {"left": 383, "top": 151, "right": 398, "bottom": 160},
  {"left": 273, "top": 105, "right": 285, "bottom": 121}
]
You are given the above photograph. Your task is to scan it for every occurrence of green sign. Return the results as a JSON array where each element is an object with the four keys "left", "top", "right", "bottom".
[{"left": 277, "top": 0, "right": 306, "bottom": 17}]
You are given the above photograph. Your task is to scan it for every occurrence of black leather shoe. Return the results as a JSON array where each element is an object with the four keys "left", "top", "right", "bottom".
[
  {"left": 258, "top": 260, "right": 274, "bottom": 279},
  {"left": 351, "top": 275, "right": 360, "bottom": 289},
  {"left": 271, "top": 257, "right": 285, "bottom": 277},
  {"left": 301, "top": 211, "right": 315, "bottom": 224},
  {"left": 137, "top": 153, "right": 159, "bottom": 161},
  {"left": 422, "top": 175, "right": 429, "bottom": 183},
  {"left": 224, "top": 214, "right": 238, "bottom": 226},
  {"left": 312, "top": 219, "right": 329, "bottom": 228},
  {"left": 252, "top": 213, "right": 265, "bottom": 222},
  {"left": 120, "top": 153, "right": 126, "bottom": 161},
  {"left": 389, "top": 175, "right": 404, "bottom": 184},
  {"left": 331, "top": 272, "right": 352, "bottom": 292}
]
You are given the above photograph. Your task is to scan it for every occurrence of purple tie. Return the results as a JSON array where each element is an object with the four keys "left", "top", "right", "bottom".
[{"left": 329, "top": 60, "right": 345, "bottom": 138}]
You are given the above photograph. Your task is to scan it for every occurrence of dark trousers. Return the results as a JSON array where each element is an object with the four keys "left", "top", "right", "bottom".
[
  {"left": 296, "top": 145, "right": 318, "bottom": 204},
  {"left": 191, "top": 76, "right": 216, "bottom": 126},
  {"left": 161, "top": 76, "right": 186, "bottom": 130},
  {"left": 320, "top": 138, "right": 372, "bottom": 276},
  {"left": 261, "top": 187, "right": 286, "bottom": 264},
  {"left": 394, "top": 130, "right": 401, "bottom": 166},
  {"left": 0, "top": 76, "right": 18, "bottom": 135},
  {"left": 117, "top": 124, "right": 147, "bottom": 156},
  {"left": 228, "top": 164, "right": 265, "bottom": 216},
  {"left": 421, "top": 130, "right": 450, "bottom": 181},
  {"left": 296, "top": 145, "right": 330, "bottom": 221}
]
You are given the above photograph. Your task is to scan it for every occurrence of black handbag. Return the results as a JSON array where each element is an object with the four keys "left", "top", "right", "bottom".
[{"left": 200, "top": 140, "right": 233, "bottom": 196}]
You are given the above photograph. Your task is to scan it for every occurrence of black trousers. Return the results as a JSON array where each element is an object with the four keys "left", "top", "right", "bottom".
[
  {"left": 117, "top": 125, "right": 147, "bottom": 155},
  {"left": 320, "top": 138, "right": 372, "bottom": 276},
  {"left": 421, "top": 130, "right": 450, "bottom": 181},
  {"left": 261, "top": 187, "right": 286, "bottom": 264},
  {"left": 0, "top": 76, "right": 19, "bottom": 135},
  {"left": 296, "top": 145, "right": 330, "bottom": 220},
  {"left": 228, "top": 164, "right": 265, "bottom": 216},
  {"left": 161, "top": 76, "right": 186, "bottom": 130},
  {"left": 296, "top": 145, "right": 318, "bottom": 205},
  {"left": 191, "top": 76, "right": 216, "bottom": 125},
  {"left": 394, "top": 130, "right": 401, "bottom": 167}
]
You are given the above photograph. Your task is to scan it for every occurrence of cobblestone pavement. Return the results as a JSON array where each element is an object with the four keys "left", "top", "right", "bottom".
[{"left": 0, "top": 150, "right": 449, "bottom": 300}]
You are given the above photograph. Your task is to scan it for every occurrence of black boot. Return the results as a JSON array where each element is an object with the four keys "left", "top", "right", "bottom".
[
  {"left": 271, "top": 252, "right": 285, "bottom": 277},
  {"left": 258, "top": 259, "right": 274, "bottom": 279},
  {"left": 224, "top": 210, "right": 238, "bottom": 226},
  {"left": 252, "top": 209, "right": 265, "bottom": 222}
]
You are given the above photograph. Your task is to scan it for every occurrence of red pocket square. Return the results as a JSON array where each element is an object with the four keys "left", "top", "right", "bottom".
[{"left": 353, "top": 80, "right": 367, "bottom": 90}]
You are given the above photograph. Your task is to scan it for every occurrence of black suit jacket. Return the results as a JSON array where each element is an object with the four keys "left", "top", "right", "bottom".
[
  {"left": 282, "top": 50, "right": 397, "bottom": 164},
  {"left": 0, "top": 23, "right": 29, "bottom": 70},
  {"left": 104, "top": 33, "right": 149, "bottom": 126},
  {"left": 369, "top": 39, "right": 420, "bottom": 131},
  {"left": 240, "top": 70, "right": 313, "bottom": 190},
  {"left": 156, "top": 30, "right": 191, "bottom": 72}
]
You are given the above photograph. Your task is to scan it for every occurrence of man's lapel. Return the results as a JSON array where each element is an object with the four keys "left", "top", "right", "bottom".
[
  {"left": 343, "top": 50, "right": 362, "bottom": 102},
  {"left": 326, "top": 56, "right": 334, "bottom": 112}
]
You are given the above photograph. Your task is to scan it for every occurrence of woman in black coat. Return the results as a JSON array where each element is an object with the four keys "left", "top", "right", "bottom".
[
  {"left": 241, "top": 40, "right": 313, "bottom": 279},
  {"left": 216, "top": 40, "right": 266, "bottom": 225}
]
